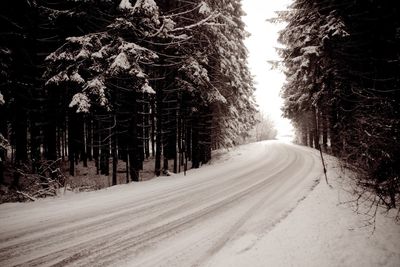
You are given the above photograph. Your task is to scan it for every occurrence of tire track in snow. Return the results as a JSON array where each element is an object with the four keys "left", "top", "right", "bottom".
[
  {"left": 0, "top": 142, "right": 322, "bottom": 267},
  {"left": 0, "top": 146, "right": 288, "bottom": 265}
]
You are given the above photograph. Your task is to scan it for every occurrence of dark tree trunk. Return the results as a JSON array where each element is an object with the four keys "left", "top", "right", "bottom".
[
  {"left": 308, "top": 129, "right": 313, "bottom": 148},
  {"left": 155, "top": 89, "right": 163, "bottom": 176},
  {"left": 112, "top": 115, "right": 118, "bottom": 186},
  {"left": 93, "top": 118, "right": 100, "bottom": 174},
  {"left": 129, "top": 150, "right": 139, "bottom": 182},
  {"left": 63, "top": 120, "right": 67, "bottom": 161},
  {"left": 177, "top": 109, "right": 182, "bottom": 173},
  {"left": 173, "top": 110, "right": 178, "bottom": 174},
  {"left": 75, "top": 114, "right": 86, "bottom": 166},
  {"left": 128, "top": 115, "right": 140, "bottom": 182},
  {"left": 30, "top": 117, "right": 40, "bottom": 173},
  {"left": 0, "top": 157, "right": 3, "bottom": 184},
  {"left": 192, "top": 115, "right": 200, "bottom": 169},
  {"left": 144, "top": 95, "right": 150, "bottom": 159},
  {"left": 186, "top": 119, "right": 192, "bottom": 161},
  {"left": 200, "top": 110, "right": 212, "bottom": 164},
  {"left": 126, "top": 153, "right": 130, "bottom": 183},
  {"left": 86, "top": 117, "right": 93, "bottom": 161},
  {"left": 137, "top": 94, "right": 144, "bottom": 171},
  {"left": 111, "top": 84, "right": 119, "bottom": 185},
  {"left": 0, "top": 105, "right": 7, "bottom": 184},
  {"left": 150, "top": 95, "right": 156, "bottom": 158},
  {"left": 15, "top": 103, "right": 28, "bottom": 164},
  {"left": 128, "top": 91, "right": 140, "bottom": 182},
  {"left": 312, "top": 108, "right": 319, "bottom": 150},
  {"left": 45, "top": 89, "right": 58, "bottom": 161},
  {"left": 100, "top": 116, "right": 110, "bottom": 176},
  {"left": 301, "top": 124, "right": 307, "bottom": 146},
  {"left": 68, "top": 111, "right": 75, "bottom": 176},
  {"left": 322, "top": 113, "right": 328, "bottom": 152},
  {"left": 329, "top": 106, "right": 340, "bottom": 156}
]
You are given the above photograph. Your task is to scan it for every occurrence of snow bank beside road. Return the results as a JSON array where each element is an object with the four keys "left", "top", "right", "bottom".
[{"left": 208, "top": 150, "right": 400, "bottom": 267}]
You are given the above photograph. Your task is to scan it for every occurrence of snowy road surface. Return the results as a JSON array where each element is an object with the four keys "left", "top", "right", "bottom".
[{"left": 0, "top": 141, "right": 323, "bottom": 266}]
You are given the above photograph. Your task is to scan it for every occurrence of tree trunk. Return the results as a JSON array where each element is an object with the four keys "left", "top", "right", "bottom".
[
  {"left": 0, "top": 149, "right": 5, "bottom": 184},
  {"left": 322, "top": 113, "right": 328, "bottom": 152},
  {"left": 173, "top": 110, "right": 178, "bottom": 174},
  {"left": 0, "top": 105, "right": 7, "bottom": 184},
  {"left": 312, "top": 107, "right": 319, "bottom": 150},
  {"left": 126, "top": 153, "right": 130, "bottom": 183},
  {"left": 15, "top": 103, "right": 28, "bottom": 164},
  {"left": 86, "top": 117, "right": 93, "bottom": 161},
  {"left": 93, "top": 118, "right": 100, "bottom": 174},
  {"left": 192, "top": 115, "right": 200, "bottom": 169},
  {"left": 68, "top": 111, "right": 75, "bottom": 176},
  {"left": 150, "top": 95, "right": 156, "bottom": 158},
  {"left": 144, "top": 95, "right": 150, "bottom": 159},
  {"left": 330, "top": 106, "right": 340, "bottom": 156},
  {"left": 128, "top": 92, "right": 140, "bottom": 182},
  {"left": 45, "top": 89, "right": 57, "bottom": 161},
  {"left": 308, "top": 124, "right": 313, "bottom": 148},
  {"left": 100, "top": 117, "right": 110, "bottom": 176},
  {"left": 112, "top": 115, "right": 118, "bottom": 186},
  {"left": 177, "top": 109, "right": 182, "bottom": 173},
  {"left": 155, "top": 89, "right": 163, "bottom": 176}
]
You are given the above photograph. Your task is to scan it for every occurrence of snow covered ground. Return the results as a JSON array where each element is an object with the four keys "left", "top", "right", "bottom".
[
  {"left": 208, "top": 146, "right": 400, "bottom": 267},
  {"left": 0, "top": 141, "right": 399, "bottom": 266}
]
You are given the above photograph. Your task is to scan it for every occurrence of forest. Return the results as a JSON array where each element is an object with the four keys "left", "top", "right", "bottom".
[
  {"left": 0, "top": 1, "right": 399, "bottom": 265},
  {"left": 0, "top": 0, "right": 257, "bottom": 200},
  {"left": 0, "top": 0, "right": 398, "bottom": 212},
  {"left": 278, "top": 0, "right": 400, "bottom": 209}
]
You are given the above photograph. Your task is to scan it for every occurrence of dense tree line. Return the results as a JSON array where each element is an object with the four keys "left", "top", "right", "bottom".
[
  {"left": 0, "top": 0, "right": 256, "bottom": 192},
  {"left": 279, "top": 0, "right": 400, "bottom": 208}
]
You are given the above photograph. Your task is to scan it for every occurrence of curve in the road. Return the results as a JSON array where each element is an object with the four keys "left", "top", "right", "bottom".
[{"left": 0, "top": 141, "right": 322, "bottom": 267}]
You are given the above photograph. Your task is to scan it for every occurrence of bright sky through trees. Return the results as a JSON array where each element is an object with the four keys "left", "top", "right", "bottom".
[{"left": 241, "top": 0, "right": 293, "bottom": 137}]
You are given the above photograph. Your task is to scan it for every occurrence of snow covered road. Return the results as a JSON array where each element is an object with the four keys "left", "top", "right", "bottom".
[{"left": 0, "top": 141, "right": 323, "bottom": 267}]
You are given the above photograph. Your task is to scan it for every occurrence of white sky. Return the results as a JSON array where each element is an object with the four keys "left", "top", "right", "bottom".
[{"left": 241, "top": 0, "right": 293, "bottom": 136}]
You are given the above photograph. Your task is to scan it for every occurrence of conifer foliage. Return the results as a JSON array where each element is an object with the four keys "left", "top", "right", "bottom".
[
  {"left": 0, "top": 0, "right": 256, "bottom": 194},
  {"left": 279, "top": 0, "right": 400, "bottom": 209}
]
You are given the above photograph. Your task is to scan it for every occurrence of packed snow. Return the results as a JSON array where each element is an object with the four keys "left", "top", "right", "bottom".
[
  {"left": 208, "top": 145, "right": 400, "bottom": 267},
  {"left": 0, "top": 141, "right": 398, "bottom": 266}
]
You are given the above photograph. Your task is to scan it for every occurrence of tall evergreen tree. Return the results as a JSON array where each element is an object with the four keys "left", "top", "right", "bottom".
[
  {"left": 1, "top": 0, "right": 257, "bottom": 196},
  {"left": 279, "top": 0, "right": 400, "bottom": 208}
]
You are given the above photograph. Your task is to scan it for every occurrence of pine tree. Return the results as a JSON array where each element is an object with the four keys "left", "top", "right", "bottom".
[{"left": 279, "top": 0, "right": 400, "bottom": 209}]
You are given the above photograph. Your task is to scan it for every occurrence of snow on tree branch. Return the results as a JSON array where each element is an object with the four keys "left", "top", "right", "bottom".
[
  {"left": 109, "top": 52, "right": 131, "bottom": 74},
  {"left": 0, "top": 92, "right": 4, "bottom": 105},
  {"left": 69, "top": 93, "right": 91, "bottom": 113},
  {"left": 141, "top": 82, "right": 155, "bottom": 94},
  {"left": 0, "top": 133, "right": 9, "bottom": 151},
  {"left": 170, "top": 12, "right": 220, "bottom": 33},
  {"left": 119, "top": 0, "right": 133, "bottom": 10},
  {"left": 199, "top": 1, "right": 211, "bottom": 15}
]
